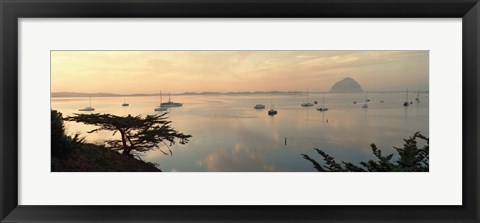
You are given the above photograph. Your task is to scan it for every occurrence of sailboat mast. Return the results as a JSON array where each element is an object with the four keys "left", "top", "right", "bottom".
[
  {"left": 306, "top": 88, "right": 309, "bottom": 102},
  {"left": 89, "top": 96, "right": 91, "bottom": 107},
  {"left": 160, "top": 91, "right": 163, "bottom": 105},
  {"left": 406, "top": 89, "right": 408, "bottom": 101}
]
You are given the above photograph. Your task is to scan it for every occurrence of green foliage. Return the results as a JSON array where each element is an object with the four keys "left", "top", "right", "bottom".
[
  {"left": 64, "top": 113, "right": 191, "bottom": 157},
  {"left": 302, "top": 132, "right": 429, "bottom": 172},
  {"left": 51, "top": 110, "right": 84, "bottom": 158}
]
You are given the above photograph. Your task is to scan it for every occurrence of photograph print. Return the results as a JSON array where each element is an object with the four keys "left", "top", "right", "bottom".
[{"left": 51, "top": 51, "right": 429, "bottom": 172}]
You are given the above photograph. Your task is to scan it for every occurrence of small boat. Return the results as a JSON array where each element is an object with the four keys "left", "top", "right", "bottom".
[
  {"left": 301, "top": 88, "right": 314, "bottom": 107},
  {"left": 268, "top": 103, "right": 277, "bottom": 116},
  {"left": 154, "top": 91, "right": 168, "bottom": 112},
  {"left": 353, "top": 101, "right": 357, "bottom": 104},
  {"left": 317, "top": 95, "right": 329, "bottom": 112},
  {"left": 362, "top": 92, "right": 368, "bottom": 108},
  {"left": 161, "top": 93, "right": 183, "bottom": 108},
  {"left": 415, "top": 92, "right": 420, "bottom": 103},
  {"left": 254, "top": 104, "right": 266, "bottom": 109},
  {"left": 403, "top": 89, "right": 409, "bottom": 107},
  {"left": 268, "top": 109, "right": 278, "bottom": 116},
  {"left": 301, "top": 102, "right": 314, "bottom": 107},
  {"left": 154, "top": 106, "right": 167, "bottom": 112},
  {"left": 79, "top": 107, "right": 95, "bottom": 111},
  {"left": 79, "top": 97, "right": 95, "bottom": 111},
  {"left": 121, "top": 97, "right": 129, "bottom": 107}
]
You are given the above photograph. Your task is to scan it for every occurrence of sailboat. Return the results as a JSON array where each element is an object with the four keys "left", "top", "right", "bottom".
[
  {"left": 317, "top": 95, "right": 329, "bottom": 112},
  {"left": 403, "top": 89, "right": 410, "bottom": 107},
  {"left": 415, "top": 91, "right": 420, "bottom": 103},
  {"left": 121, "top": 97, "right": 129, "bottom": 107},
  {"left": 301, "top": 88, "right": 314, "bottom": 107},
  {"left": 161, "top": 93, "right": 183, "bottom": 108},
  {"left": 79, "top": 96, "right": 95, "bottom": 111},
  {"left": 362, "top": 92, "right": 368, "bottom": 108},
  {"left": 268, "top": 102, "right": 278, "bottom": 116},
  {"left": 154, "top": 91, "right": 168, "bottom": 112}
]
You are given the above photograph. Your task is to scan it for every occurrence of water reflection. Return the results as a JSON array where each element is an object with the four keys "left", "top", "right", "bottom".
[
  {"left": 52, "top": 92, "right": 429, "bottom": 172},
  {"left": 404, "top": 107, "right": 409, "bottom": 123},
  {"left": 200, "top": 144, "right": 277, "bottom": 172},
  {"left": 363, "top": 106, "right": 367, "bottom": 120}
]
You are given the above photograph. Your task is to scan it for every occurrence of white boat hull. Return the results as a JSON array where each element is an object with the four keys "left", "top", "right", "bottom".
[
  {"left": 301, "top": 103, "right": 314, "bottom": 107},
  {"left": 154, "top": 107, "right": 168, "bottom": 111},
  {"left": 161, "top": 102, "right": 183, "bottom": 108},
  {"left": 254, "top": 104, "right": 266, "bottom": 109},
  {"left": 79, "top": 107, "right": 95, "bottom": 111}
]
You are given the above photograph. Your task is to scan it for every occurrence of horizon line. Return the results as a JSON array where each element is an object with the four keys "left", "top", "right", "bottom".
[{"left": 51, "top": 90, "right": 430, "bottom": 97}]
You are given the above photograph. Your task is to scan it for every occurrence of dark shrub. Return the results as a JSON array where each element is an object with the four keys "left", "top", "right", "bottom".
[
  {"left": 302, "top": 132, "right": 429, "bottom": 172},
  {"left": 51, "top": 110, "right": 83, "bottom": 158}
]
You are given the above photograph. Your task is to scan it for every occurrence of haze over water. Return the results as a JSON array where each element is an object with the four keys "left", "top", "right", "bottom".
[{"left": 52, "top": 92, "right": 429, "bottom": 172}]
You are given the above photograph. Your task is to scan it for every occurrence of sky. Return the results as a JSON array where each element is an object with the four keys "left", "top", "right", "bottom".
[{"left": 51, "top": 51, "right": 428, "bottom": 94}]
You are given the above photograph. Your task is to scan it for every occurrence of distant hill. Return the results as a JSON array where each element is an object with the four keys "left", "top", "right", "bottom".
[
  {"left": 51, "top": 91, "right": 303, "bottom": 97},
  {"left": 329, "top": 77, "right": 364, "bottom": 93},
  {"left": 51, "top": 92, "right": 122, "bottom": 97}
]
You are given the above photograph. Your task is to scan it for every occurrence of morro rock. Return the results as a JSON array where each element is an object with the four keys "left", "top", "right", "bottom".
[{"left": 329, "top": 77, "right": 364, "bottom": 93}]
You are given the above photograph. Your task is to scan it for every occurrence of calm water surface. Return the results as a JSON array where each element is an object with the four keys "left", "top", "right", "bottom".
[{"left": 51, "top": 93, "right": 429, "bottom": 172}]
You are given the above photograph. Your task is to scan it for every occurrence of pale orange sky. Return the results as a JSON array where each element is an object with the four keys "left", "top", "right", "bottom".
[{"left": 51, "top": 51, "right": 428, "bottom": 94}]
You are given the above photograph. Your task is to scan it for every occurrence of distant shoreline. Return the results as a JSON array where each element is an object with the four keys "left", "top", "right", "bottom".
[{"left": 51, "top": 91, "right": 430, "bottom": 98}]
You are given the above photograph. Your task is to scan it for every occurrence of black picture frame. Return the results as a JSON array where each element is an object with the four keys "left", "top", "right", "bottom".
[{"left": 1, "top": 0, "right": 479, "bottom": 222}]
